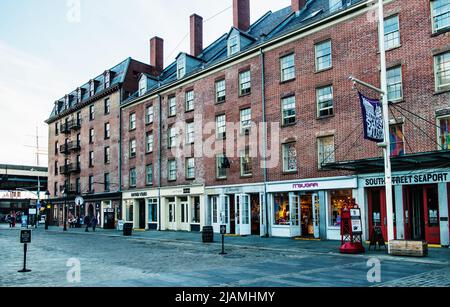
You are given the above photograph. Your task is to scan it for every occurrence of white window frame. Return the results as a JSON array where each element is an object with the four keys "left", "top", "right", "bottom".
[
  {"left": 146, "top": 133, "right": 154, "bottom": 153},
  {"left": 139, "top": 77, "right": 147, "bottom": 97},
  {"left": 146, "top": 105, "right": 154, "bottom": 124},
  {"left": 318, "top": 136, "right": 335, "bottom": 169},
  {"left": 168, "top": 96, "right": 177, "bottom": 117},
  {"left": 186, "top": 122, "right": 195, "bottom": 144},
  {"left": 177, "top": 54, "right": 186, "bottom": 79},
  {"left": 317, "top": 86, "right": 334, "bottom": 118},
  {"left": 215, "top": 79, "right": 226, "bottom": 103},
  {"left": 216, "top": 154, "right": 227, "bottom": 179},
  {"left": 129, "top": 139, "right": 136, "bottom": 158},
  {"left": 280, "top": 53, "right": 296, "bottom": 82},
  {"left": 228, "top": 34, "right": 240, "bottom": 56},
  {"left": 185, "top": 91, "right": 194, "bottom": 112},
  {"left": 185, "top": 158, "right": 195, "bottom": 179},
  {"left": 146, "top": 165, "right": 153, "bottom": 185},
  {"left": 129, "top": 113, "right": 136, "bottom": 130},
  {"left": 216, "top": 114, "right": 226, "bottom": 139},
  {"left": 281, "top": 96, "right": 296, "bottom": 125},
  {"left": 240, "top": 149, "right": 253, "bottom": 177},
  {"left": 168, "top": 160, "right": 177, "bottom": 181},
  {"left": 315, "top": 40, "right": 332, "bottom": 71},
  {"left": 129, "top": 168, "right": 137, "bottom": 187},
  {"left": 168, "top": 127, "right": 177, "bottom": 148},
  {"left": 384, "top": 15, "right": 401, "bottom": 50},
  {"left": 239, "top": 70, "right": 251, "bottom": 95},
  {"left": 437, "top": 115, "right": 450, "bottom": 150},
  {"left": 240, "top": 108, "right": 252, "bottom": 134},
  {"left": 283, "top": 143, "right": 297, "bottom": 172},
  {"left": 387, "top": 66, "right": 403, "bottom": 101},
  {"left": 434, "top": 51, "right": 450, "bottom": 91},
  {"left": 431, "top": 0, "right": 450, "bottom": 33}
]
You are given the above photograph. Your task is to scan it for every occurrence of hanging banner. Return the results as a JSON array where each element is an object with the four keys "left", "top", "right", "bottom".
[{"left": 359, "top": 92, "right": 384, "bottom": 142}]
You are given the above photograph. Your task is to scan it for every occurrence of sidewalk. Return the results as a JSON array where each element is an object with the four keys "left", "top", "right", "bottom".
[{"left": 30, "top": 225, "right": 450, "bottom": 265}]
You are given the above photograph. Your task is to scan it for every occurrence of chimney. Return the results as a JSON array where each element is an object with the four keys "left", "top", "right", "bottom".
[
  {"left": 291, "top": 0, "right": 307, "bottom": 12},
  {"left": 150, "top": 36, "right": 164, "bottom": 73},
  {"left": 190, "top": 14, "right": 203, "bottom": 57},
  {"left": 233, "top": 0, "right": 250, "bottom": 32}
]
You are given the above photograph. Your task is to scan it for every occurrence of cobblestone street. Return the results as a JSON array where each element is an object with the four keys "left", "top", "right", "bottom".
[{"left": 1, "top": 225, "right": 449, "bottom": 287}]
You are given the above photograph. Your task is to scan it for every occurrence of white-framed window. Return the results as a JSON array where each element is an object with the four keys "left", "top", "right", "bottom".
[
  {"left": 216, "top": 114, "right": 226, "bottom": 139},
  {"left": 387, "top": 66, "right": 403, "bottom": 101},
  {"left": 104, "top": 173, "right": 110, "bottom": 192},
  {"left": 431, "top": 0, "right": 450, "bottom": 33},
  {"left": 146, "top": 165, "right": 153, "bottom": 185},
  {"left": 315, "top": 40, "right": 332, "bottom": 71},
  {"left": 129, "top": 139, "right": 137, "bottom": 158},
  {"left": 437, "top": 115, "right": 450, "bottom": 150},
  {"left": 168, "top": 96, "right": 176, "bottom": 117},
  {"left": 283, "top": 143, "right": 297, "bottom": 172},
  {"left": 240, "top": 149, "right": 253, "bottom": 177},
  {"left": 89, "top": 80, "right": 95, "bottom": 97},
  {"left": 280, "top": 54, "right": 295, "bottom": 82},
  {"left": 281, "top": 96, "right": 296, "bottom": 125},
  {"left": 89, "top": 151, "right": 94, "bottom": 167},
  {"left": 434, "top": 51, "right": 450, "bottom": 91},
  {"left": 105, "top": 70, "right": 111, "bottom": 88},
  {"left": 216, "top": 154, "right": 227, "bottom": 179},
  {"left": 129, "top": 113, "right": 136, "bottom": 130},
  {"left": 104, "top": 122, "right": 110, "bottom": 139},
  {"left": 77, "top": 88, "right": 82, "bottom": 103},
  {"left": 228, "top": 34, "right": 240, "bottom": 56},
  {"left": 139, "top": 76, "right": 147, "bottom": 96},
  {"left": 186, "top": 122, "right": 195, "bottom": 144},
  {"left": 104, "top": 98, "right": 110, "bottom": 114},
  {"left": 168, "top": 127, "right": 177, "bottom": 148},
  {"left": 168, "top": 160, "right": 177, "bottom": 181},
  {"left": 146, "top": 105, "right": 154, "bottom": 124},
  {"left": 239, "top": 70, "right": 251, "bottom": 95},
  {"left": 146, "top": 132, "right": 154, "bottom": 153},
  {"left": 240, "top": 108, "right": 252, "bottom": 134},
  {"left": 318, "top": 136, "right": 335, "bottom": 169},
  {"left": 89, "top": 105, "right": 95, "bottom": 121},
  {"left": 89, "top": 175, "right": 94, "bottom": 192},
  {"left": 104, "top": 146, "right": 110, "bottom": 164},
  {"left": 129, "top": 168, "right": 136, "bottom": 187},
  {"left": 384, "top": 15, "right": 400, "bottom": 50},
  {"left": 215, "top": 79, "right": 226, "bottom": 103},
  {"left": 148, "top": 198, "right": 158, "bottom": 222},
  {"left": 317, "top": 86, "right": 334, "bottom": 117},
  {"left": 185, "top": 90, "right": 194, "bottom": 112},
  {"left": 89, "top": 128, "right": 95, "bottom": 143},
  {"left": 185, "top": 158, "right": 195, "bottom": 179},
  {"left": 177, "top": 54, "right": 186, "bottom": 79}
]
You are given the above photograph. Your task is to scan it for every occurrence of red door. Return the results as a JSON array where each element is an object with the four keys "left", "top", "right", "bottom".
[
  {"left": 368, "top": 188, "right": 397, "bottom": 242},
  {"left": 423, "top": 185, "right": 440, "bottom": 245}
]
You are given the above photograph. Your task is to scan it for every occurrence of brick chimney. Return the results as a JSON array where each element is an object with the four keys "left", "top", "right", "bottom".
[
  {"left": 233, "top": 0, "right": 250, "bottom": 32},
  {"left": 291, "top": 0, "right": 307, "bottom": 12},
  {"left": 190, "top": 14, "right": 203, "bottom": 57},
  {"left": 150, "top": 36, "right": 164, "bottom": 73}
]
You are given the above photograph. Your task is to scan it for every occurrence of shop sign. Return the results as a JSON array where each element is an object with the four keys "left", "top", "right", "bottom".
[
  {"left": 28, "top": 208, "right": 37, "bottom": 215},
  {"left": 183, "top": 188, "right": 191, "bottom": 194},
  {"left": 131, "top": 192, "right": 148, "bottom": 198},
  {"left": 267, "top": 178, "right": 357, "bottom": 193},
  {"left": 363, "top": 172, "right": 449, "bottom": 187}
]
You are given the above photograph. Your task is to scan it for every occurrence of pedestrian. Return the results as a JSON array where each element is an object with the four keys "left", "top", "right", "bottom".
[
  {"left": 84, "top": 215, "right": 91, "bottom": 232},
  {"left": 7, "top": 214, "right": 12, "bottom": 228},
  {"left": 91, "top": 215, "right": 98, "bottom": 232},
  {"left": 11, "top": 214, "right": 16, "bottom": 228}
]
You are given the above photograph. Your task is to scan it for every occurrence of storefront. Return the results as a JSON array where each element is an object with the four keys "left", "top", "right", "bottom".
[
  {"left": 82, "top": 192, "right": 121, "bottom": 229},
  {"left": 360, "top": 171, "right": 450, "bottom": 247},
  {"left": 122, "top": 189, "right": 159, "bottom": 230},
  {"left": 266, "top": 177, "right": 359, "bottom": 240},
  {"left": 205, "top": 184, "right": 265, "bottom": 236},
  {"left": 160, "top": 185, "right": 205, "bottom": 232}
]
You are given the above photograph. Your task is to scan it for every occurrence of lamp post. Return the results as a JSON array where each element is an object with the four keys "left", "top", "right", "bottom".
[
  {"left": 63, "top": 186, "right": 68, "bottom": 232},
  {"left": 30, "top": 168, "right": 40, "bottom": 229},
  {"left": 45, "top": 190, "right": 50, "bottom": 230}
]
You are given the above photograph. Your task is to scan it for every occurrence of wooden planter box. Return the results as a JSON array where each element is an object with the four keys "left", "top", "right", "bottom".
[{"left": 389, "top": 240, "right": 428, "bottom": 257}]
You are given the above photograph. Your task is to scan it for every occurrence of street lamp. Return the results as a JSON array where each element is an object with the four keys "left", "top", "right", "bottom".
[
  {"left": 30, "top": 168, "right": 41, "bottom": 229},
  {"left": 63, "top": 187, "right": 68, "bottom": 232},
  {"left": 45, "top": 190, "right": 50, "bottom": 230}
]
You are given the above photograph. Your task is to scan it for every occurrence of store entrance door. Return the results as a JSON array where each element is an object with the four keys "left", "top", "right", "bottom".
[
  {"left": 236, "top": 194, "right": 251, "bottom": 236},
  {"left": 424, "top": 186, "right": 440, "bottom": 244},
  {"left": 138, "top": 199, "right": 146, "bottom": 229},
  {"left": 167, "top": 200, "right": 177, "bottom": 231},
  {"left": 406, "top": 187, "right": 425, "bottom": 241},
  {"left": 250, "top": 194, "right": 260, "bottom": 236},
  {"left": 180, "top": 197, "right": 190, "bottom": 231}
]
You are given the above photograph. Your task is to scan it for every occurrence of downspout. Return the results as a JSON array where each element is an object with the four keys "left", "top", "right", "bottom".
[
  {"left": 119, "top": 87, "right": 123, "bottom": 218},
  {"left": 259, "top": 48, "right": 270, "bottom": 238},
  {"left": 157, "top": 93, "right": 162, "bottom": 231}
]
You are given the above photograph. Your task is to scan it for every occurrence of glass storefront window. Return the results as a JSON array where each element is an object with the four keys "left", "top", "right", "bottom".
[
  {"left": 329, "top": 189, "right": 352, "bottom": 227},
  {"left": 191, "top": 197, "right": 200, "bottom": 224},
  {"left": 126, "top": 204, "right": 133, "bottom": 222},
  {"left": 273, "top": 193, "right": 290, "bottom": 225},
  {"left": 148, "top": 199, "right": 157, "bottom": 223}
]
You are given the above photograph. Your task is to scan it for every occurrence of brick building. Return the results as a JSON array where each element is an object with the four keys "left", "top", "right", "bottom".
[{"left": 46, "top": 58, "right": 153, "bottom": 228}]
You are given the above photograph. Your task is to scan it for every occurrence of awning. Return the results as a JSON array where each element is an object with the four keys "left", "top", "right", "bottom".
[{"left": 323, "top": 150, "right": 450, "bottom": 173}]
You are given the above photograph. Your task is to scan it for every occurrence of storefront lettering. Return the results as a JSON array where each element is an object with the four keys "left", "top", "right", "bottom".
[
  {"left": 292, "top": 183, "right": 320, "bottom": 190},
  {"left": 130, "top": 192, "right": 148, "bottom": 197},
  {"left": 365, "top": 173, "right": 449, "bottom": 187}
]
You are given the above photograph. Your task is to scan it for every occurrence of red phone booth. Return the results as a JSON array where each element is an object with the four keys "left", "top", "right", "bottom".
[{"left": 340, "top": 199, "right": 365, "bottom": 254}]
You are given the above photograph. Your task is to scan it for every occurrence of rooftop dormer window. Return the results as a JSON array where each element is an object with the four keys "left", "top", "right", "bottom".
[
  {"left": 89, "top": 80, "right": 96, "bottom": 97},
  {"left": 177, "top": 54, "right": 186, "bottom": 79},
  {"left": 329, "top": 0, "right": 343, "bottom": 13},
  {"left": 64, "top": 95, "right": 70, "bottom": 110},
  {"left": 77, "top": 88, "right": 82, "bottom": 103},
  {"left": 139, "top": 75, "right": 147, "bottom": 97},
  {"left": 228, "top": 34, "right": 240, "bottom": 56},
  {"left": 105, "top": 70, "right": 111, "bottom": 88}
]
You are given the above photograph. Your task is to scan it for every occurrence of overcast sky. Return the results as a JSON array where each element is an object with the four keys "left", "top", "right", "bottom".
[{"left": 0, "top": 0, "right": 291, "bottom": 168}]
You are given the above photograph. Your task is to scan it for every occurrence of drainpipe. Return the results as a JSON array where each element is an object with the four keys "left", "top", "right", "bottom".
[
  {"left": 157, "top": 93, "right": 162, "bottom": 231},
  {"left": 119, "top": 87, "right": 123, "bottom": 222},
  {"left": 259, "top": 48, "right": 270, "bottom": 238}
]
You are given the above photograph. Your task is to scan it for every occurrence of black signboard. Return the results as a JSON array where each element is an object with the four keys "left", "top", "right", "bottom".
[
  {"left": 20, "top": 230, "right": 32, "bottom": 244},
  {"left": 220, "top": 225, "right": 227, "bottom": 235},
  {"left": 369, "top": 226, "right": 386, "bottom": 251}
]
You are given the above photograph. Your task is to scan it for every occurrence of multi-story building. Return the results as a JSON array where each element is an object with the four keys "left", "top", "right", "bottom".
[{"left": 46, "top": 58, "right": 153, "bottom": 228}]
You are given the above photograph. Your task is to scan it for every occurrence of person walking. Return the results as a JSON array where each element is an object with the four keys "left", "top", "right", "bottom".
[
  {"left": 7, "top": 214, "right": 12, "bottom": 228},
  {"left": 91, "top": 215, "right": 98, "bottom": 232},
  {"left": 11, "top": 213, "right": 16, "bottom": 228},
  {"left": 84, "top": 215, "right": 91, "bottom": 232}
]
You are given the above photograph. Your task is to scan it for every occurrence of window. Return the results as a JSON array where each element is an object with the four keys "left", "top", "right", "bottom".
[
  {"left": 139, "top": 77, "right": 147, "bottom": 96},
  {"left": 186, "top": 122, "right": 195, "bottom": 144},
  {"left": 329, "top": 0, "right": 343, "bottom": 13},
  {"left": 148, "top": 198, "right": 158, "bottom": 223},
  {"left": 387, "top": 66, "right": 403, "bottom": 101},
  {"left": 105, "top": 71, "right": 111, "bottom": 88},
  {"left": 216, "top": 114, "right": 226, "bottom": 139},
  {"left": 104, "top": 98, "right": 110, "bottom": 115},
  {"left": 384, "top": 15, "right": 400, "bottom": 50},
  {"left": 76, "top": 112, "right": 82, "bottom": 126},
  {"left": 317, "top": 86, "right": 334, "bottom": 117},
  {"left": 283, "top": 143, "right": 297, "bottom": 172},
  {"left": 76, "top": 155, "right": 81, "bottom": 168},
  {"left": 55, "top": 141, "right": 59, "bottom": 155},
  {"left": 434, "top": 52, "right": 450, "bottom": 91},
  {"left": 431, "top": 0, "right": 450, "bottom": 33},
  {"left": 273, "top": 193, "right": 290, "bottom": 225},
  {"left": 146, "top": 165, "right": 153, "bottom": 185},
  {"left": 280, "top": 54, "right": 295, "bottom": 82},
  {"left": 146, "top": 105, "right": 154, "bottom": 124},
  {"left": 185, "top": 91, "right": 194, "bottom": 112},
  {"left": 438, "top": 116, "right": 450, "bottom": 149},
  {"left": 129, "top": 168, "right": 136, "bottom": 187},
  {"left": 228, "top": 34, "right": 240, "bottom": 56},
  {"left": 89, "top": 105, "right": 95, "bottom": 121},
  {"left": 126, "top": 202, "right": 134, "bottom": 221},
  {"left": 55, "top": 122, "right": 59, "bottom": 135},
  {"left": 54, "top": 182, "right": 58, "bottom": 197},
  {"left": 215, "top": 79, "right": 226, "bottom": 103},
  {"left": 168, "top": 127, "right": 177, "bottom": 148},
  {"left": 146, "top": 132, "right": 154, "bottom": 153},
  {"left": 240, "top": 149, "right": 252, "bottom": 177},
  {"left": 129, "top": 139, "right": 136, "bottom": 158},
  {"left": 212, "top": 197, "right": 218, "bottom": 223},
  {"left": 390, "top": 124, "right": 405, "bottom": 157},
  {"left": 186, "top": 158, "right": 195, "bottom": 179},
  {"left": 318, "top": 136, "right": 335, "bottom": 168},
  {"left": 54, "top": 161, "right": 58, "bottom": 176},
  {"left": 89, "top": 128, "right": 94, "bottom": 144},
  {"left": 104, "top": 173, "right": 110, "bottom": 192},
  {"left": 315, "top": 40, "right": 332, "bottom": 71},
  {"left": 89, "top": 80, "right": 96, "bottom": 97},
  {"left": 177, "top": 54, "right": 186, "bottom": 79},
  {"left": 216, "top": 155, "right": 227, "bottom": 179},
  {"left": 104, "top": 122, "right": 110, "bottom": 139},
  {"left": 329, "top": 190, "right": 352, "bottom": 226},
  {"left": 240, "top": 108, "right": 252, "bottom": 134},
  {"left": 168, "top": 96, "right": 176, "bottom": 117},
  {"left": 104, "top": 146, "right": 110, "bottom": 164},
  {"left": 239, "top": 70, "right": 251, "bottom": 95},
  {"left": 282, "top": 96, "right": 296, "bottom": 125},
  {"left": 89, "top": 175, "right": 94, "bottom": 193},
  {"left": 168, "top": 160, "right": 177, "bottom": 181},
  {"left": 192, "top": 197, "right": 200, "bottom": 224},
  {"left": 76, "top": 178, "right": 81, "bottom": 194},
  {"left": 129, "top": 113, "right": 136, "bottom": 130},
  {"left": 89, "top": 151, "right": 94, "bottom": 167}
]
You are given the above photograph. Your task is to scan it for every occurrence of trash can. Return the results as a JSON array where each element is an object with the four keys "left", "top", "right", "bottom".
[
  {"left": 123, "top": 223, "right": 133, "bottom": 236},
  {"left": 202, "top": 226, "right": 214, "bottom": 243}
]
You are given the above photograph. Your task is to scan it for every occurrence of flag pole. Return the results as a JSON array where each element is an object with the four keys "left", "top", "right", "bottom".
[{"left": 377, "top": 0, "right": 395, "bottom": 252}]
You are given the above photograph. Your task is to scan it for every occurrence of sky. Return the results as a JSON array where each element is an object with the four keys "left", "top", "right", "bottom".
[{"left": 0, "top": 0, "right": 291, "bottom": 168}]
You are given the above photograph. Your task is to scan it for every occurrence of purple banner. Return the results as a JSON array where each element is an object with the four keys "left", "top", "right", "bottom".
[{"left": 359, "top": 92, "right": 384, "bottom": 143}]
